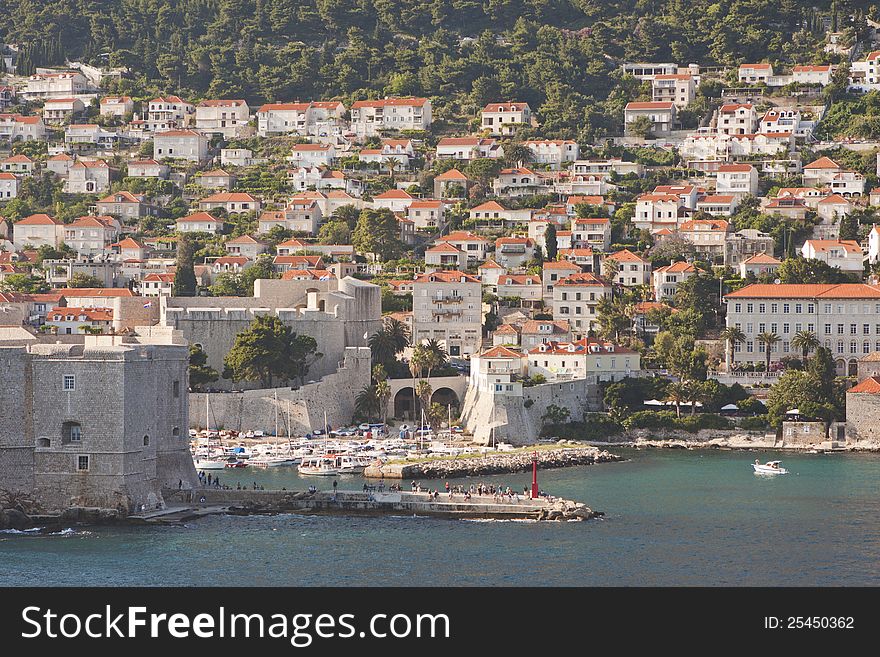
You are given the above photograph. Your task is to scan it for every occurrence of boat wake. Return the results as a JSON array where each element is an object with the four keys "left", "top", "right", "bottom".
[{"left": 0, "top": 527, "right": 43, "bottom": 534}]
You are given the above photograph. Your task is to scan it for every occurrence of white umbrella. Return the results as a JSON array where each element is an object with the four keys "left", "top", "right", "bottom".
[
  {"left": 721, "top": 403, "right": 739, "bottom": 411},
  {"left": 644, "top": 399, "right": 664, "bottom": 406}
]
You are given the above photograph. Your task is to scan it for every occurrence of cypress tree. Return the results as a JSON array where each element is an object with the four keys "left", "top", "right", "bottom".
[
  {"left": 173, "top": 235, "right": 198, "bottom": 296},
  {"left": 545, "top": 223, "right": 558, "bottom": 260}
]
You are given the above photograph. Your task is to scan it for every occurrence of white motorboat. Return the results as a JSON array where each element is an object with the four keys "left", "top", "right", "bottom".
[
  {"left": 248, "top": 456, "right": 299, "bottom": 468},
  {"left": 193, "top": 458, "right": 226, "bottom": 470},
  {"left": 298, "top": 456, "right": 340, "bottom": 476},
  {"left": 752, "top": 460, "right": 788, "bottom": 475},
  {"left": 334, "top": 454, "right": 365, "bottom": 474}
]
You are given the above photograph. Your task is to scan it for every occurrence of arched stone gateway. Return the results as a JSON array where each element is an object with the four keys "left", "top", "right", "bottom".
[
  {"left": 394, "top": 387, "right": 416, "bottom": 419},
  {"left": 430, "top": 387, "right": 460, "bottom": 409},
  {"left": 835, "top": 359, "right": 847, "bottom": 376},
  {"left": 848, "top": 360, "right": 859, "bottom": 376},
  {"left": 387, "top": 376, "right": 468, "bottom": 422}
]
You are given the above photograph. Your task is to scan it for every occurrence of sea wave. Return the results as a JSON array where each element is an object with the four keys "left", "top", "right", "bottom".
[
  {"left": 462, "top": 518, "right": 539, "bottom": 523},
  {"left": 50, "top": 528, "right": 91, "bottom": 536},
  {"left": 0, "top": 527, "right": 43, "bottom": 534}
]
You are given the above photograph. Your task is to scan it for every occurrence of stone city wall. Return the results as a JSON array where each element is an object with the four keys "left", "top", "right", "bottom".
[
  {"left": 461, "top": 377, "right": 603, "bottom": 445},
  {"left": 189, "top": 347, "right": 371, "bottom": 435}
]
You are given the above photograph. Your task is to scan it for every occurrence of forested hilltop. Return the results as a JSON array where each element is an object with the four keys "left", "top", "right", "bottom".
[{"left": 0, "top": 0, "right": 869, "bottom": 139}]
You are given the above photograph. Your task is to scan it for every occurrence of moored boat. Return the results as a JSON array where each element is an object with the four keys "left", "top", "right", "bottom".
[
  {"left": 298, "top": 456, "right": 339, "bottom": 476},
  {"left": 193, "top": 458, "right": 226, "bottom": 470},
  {"left": 752, "top": 460, "right": 788, "bottom": 475}
]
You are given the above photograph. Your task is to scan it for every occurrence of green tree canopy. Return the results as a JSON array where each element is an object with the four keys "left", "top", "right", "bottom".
[{"left": 223, "top": 315, "right": 322, "bottom": 388}]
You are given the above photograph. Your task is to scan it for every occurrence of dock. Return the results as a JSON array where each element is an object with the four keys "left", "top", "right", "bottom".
[{"left": 145, "top": 488, "right": 602, "bottom": 522}]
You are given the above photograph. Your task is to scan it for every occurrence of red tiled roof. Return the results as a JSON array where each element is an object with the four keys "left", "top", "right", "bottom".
[
  {"left": 374, "top": 189, "right": 413, "bottom": 200},
  {"left": 413, "top": 270, "right": 480, "bottom": 284},
  {"left": 741, "top": 253, "right": 781, "bottom": 265},
  {"left": 726, "top": 284, "right": 880, "bottom": 299},
  {"left": 556, "top": 272, "right": 608, "bottom": 287},
  {"left": 804, "top": 156, "right": 840, "bottom": 170},
  {"left": 59, "top": 288, "right": 134, "bottom": 298},
  {"left": 16, "top": 213, "right": 61, "bottom": 226},
  {"left": 625, "top": 101, "right": 674, "bottom": 110},
  {"left": 199, "top": 192, "right": 257, "bottom": 203},
  {"left": 479, "top": 345, "right": 523, "bottom": 359},
  {"left": 178, "top": 211, "right": 222, "bottom": 223},
  {"left": 848, "top": 376, "right": 880, "bottom": 394}
]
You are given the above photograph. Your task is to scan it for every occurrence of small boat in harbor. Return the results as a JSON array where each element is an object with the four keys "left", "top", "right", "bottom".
[
  {"left": 225, "top": 457, "right": 248, "bottom": 468},
  {"left": 194, "top": 458, "right": 226, "bottom": 470},
  {"left": 298, "top": 456, "right": 340, "bottom": 476},
  {"left": 753, "top": 459, "right": 788, "bottom": 475}
]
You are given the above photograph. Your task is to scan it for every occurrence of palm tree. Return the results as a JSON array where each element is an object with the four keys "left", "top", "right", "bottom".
[
  {"left": 504, "top": 143, "right": 532, "bottom": 167},
  {"left": 415, "top": 379, "right": 433, "bottom": 426},
  {"left": 423, "top": 338, "right": 448, "bottom": 378},
  {"left": 355, "top": 385, "right": 381, "bottom": 420},
  {"left": 791, "top": 330, "right": 820, "bottom": 362},
  {"left": 757, "top": 331, "right": 780, "bottom": 372},
  {"left": 376, "top": 378, "right": 391, "bottom": 426},
  {"left": 368, "top": 328, "right": 396, "bottom": 367},
  {"left": 665, "top": 381, "right": 689, "bottom": 419},
  {"left": 719, "top": 326, "right": 747, "bottom": 370},
  {"left": 386, "top": 317, "right": 411, "bottom": 353},
  {"left": 602, "top": 256, "right": 620, "bottom": 284},
  {"left": 383, "top": 157, "right": 400, "bottom": 182},
  {"left": 409, "top": 345, "right": 429, "bottom": 420},
  {"left": 368, "top": 317, "right": 411, "bottom": 367},
  {"left": 685, "top": 379, "right": 707, "bottom": 416}
]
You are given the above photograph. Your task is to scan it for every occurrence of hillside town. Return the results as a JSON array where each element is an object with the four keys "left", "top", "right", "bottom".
[{"left": 5, "top": 11, "right": 880, "bottom": 515}]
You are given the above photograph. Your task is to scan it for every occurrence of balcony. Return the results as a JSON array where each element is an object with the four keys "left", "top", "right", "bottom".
[
  {"left": 433, "top": 295, "right": 463, "bottom": 304},
  {"left": 432, "top": 308, "right": 462, "bottom": 316}
]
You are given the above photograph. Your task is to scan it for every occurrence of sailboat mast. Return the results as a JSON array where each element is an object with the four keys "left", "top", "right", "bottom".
[
  {"left": 274, "top": 390, "right": 279, "bottom": 438},
  {"left": 286, "top": 399, "right": 291, "bottom": 442}
]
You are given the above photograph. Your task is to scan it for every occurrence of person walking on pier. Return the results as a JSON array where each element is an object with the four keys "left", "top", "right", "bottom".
[{"left": 332, "top": 479, "right": 338, "bottom": 501}]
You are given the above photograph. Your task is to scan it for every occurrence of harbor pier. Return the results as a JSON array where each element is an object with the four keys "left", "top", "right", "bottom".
[{"left": 148, "top": 487, "right": 601, "bottom": 522}]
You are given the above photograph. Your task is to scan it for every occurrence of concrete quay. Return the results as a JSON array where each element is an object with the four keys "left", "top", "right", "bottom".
[{"left": 152, "top": 488, "right": 602, "bottom": 522}]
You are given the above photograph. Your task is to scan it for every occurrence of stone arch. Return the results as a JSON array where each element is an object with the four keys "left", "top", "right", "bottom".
[
  {"left": 848, "top": 360, "right": 858, "bottom": 376},
  {"left": 394, "top": 387, "right": 416, "bottom": 419},
  {"left": 835, "top": 359, "right": 847, "bottom": 376},
  {"left": 430, "top": 387, "right": 460, "bottom": 410}
]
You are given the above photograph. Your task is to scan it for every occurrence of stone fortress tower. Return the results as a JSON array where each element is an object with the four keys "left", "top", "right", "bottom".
[{"left": 0, "top": 333, "right": 198, "bottom": 514}]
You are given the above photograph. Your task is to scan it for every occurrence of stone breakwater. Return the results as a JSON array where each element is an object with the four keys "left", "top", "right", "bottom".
[
  {"left": 364, "top": 446, "right": 621, "bottom": 480},
  {"left": 158, "top": 489, "right": 601, "bottom": 522}
]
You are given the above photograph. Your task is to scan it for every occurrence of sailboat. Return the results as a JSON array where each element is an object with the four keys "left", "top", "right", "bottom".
[{"left": 193, "top": 396, "right": 227, "bottom": 470}]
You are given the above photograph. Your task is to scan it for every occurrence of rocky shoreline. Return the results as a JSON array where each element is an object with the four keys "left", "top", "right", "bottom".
[{"left": 364, "top": 445, "right": 622, "bottom": 480}]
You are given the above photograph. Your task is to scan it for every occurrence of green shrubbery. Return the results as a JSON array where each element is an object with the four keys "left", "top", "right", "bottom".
[
  {"left": 623, "top": 410, "right": 731, "bottom": 433},
  {"left": 541, "top": 414, "right": 623, "bottom": 441},
  {"left": 738, "top": 415, "right": 770, "bottom": 430}
]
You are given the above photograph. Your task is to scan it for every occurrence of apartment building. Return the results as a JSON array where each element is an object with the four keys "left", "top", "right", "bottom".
[{"left": 411, "top": 270, "right": 483, "bottom": 357}]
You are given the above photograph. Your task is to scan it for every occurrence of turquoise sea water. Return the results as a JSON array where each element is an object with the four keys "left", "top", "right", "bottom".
[{"left": 2, "top": 448, "right": 879, "bottom": 586}]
